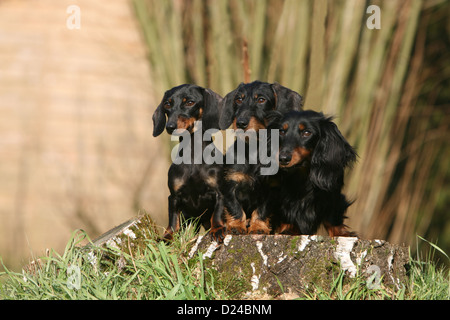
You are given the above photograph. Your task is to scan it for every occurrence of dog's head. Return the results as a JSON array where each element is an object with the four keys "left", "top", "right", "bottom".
[
  {"left": 152, "top": 84, "right": 222, "bottom": 137},
  {"left": 277, "top": 110, "right": 357, "bottom": 191},
  {"left": 219, "top": 81, "right": 303, "bottom": 131}
]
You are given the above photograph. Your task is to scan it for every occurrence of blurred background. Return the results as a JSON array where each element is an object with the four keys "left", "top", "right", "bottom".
[{"left": 0, "top": 0, "right": 448, "bottom": 271}]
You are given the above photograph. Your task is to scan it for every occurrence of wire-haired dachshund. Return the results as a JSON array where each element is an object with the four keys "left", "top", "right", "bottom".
[
  {"left": 152, "top": 84, "right": 224, "bottom": 241},
  {"left": 262, "top": 110, "right": 357, "bottom": 237},
  {"left": 210, "top": 81, "right": 303, "bottom": 241}
]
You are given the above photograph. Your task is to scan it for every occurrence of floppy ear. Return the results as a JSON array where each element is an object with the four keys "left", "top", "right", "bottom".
[
  {"left": 265, "top": 110, "right": 283, "bottom": 129},
  {"left": 310, "top": 116, "right": 357, "bottom": 191},
  {"left": 152, "top": 99, "right": 167, "bottom": 137},
  {"left": 219, "top": 83, "right": 243, "bottom": 130},
  {"left": 201, "top": 88, "right": 223, "bottom": 130},
  {"left": 271, "top": 82, "right": 304, "bottom": 113}
]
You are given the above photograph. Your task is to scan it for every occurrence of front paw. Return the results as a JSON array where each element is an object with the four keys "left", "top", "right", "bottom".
[
  {"left": 228, "top": 225, "right": 247, "bottom": 235},
  {"left": 210, "top": 226, "right": 226, "bottom": 243},
  {"left": 226, "top": 219, "right": 247, "bottom": 235},
  {"left": 248, "top": 220, "right": 271, "bottom": 235},
  {"left": 248, "top": 227, "right": 271, "bottom": 235}
]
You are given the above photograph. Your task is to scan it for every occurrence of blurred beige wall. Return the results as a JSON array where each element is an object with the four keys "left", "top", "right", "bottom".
[{"left": 0, "top": 0, "right": 169, "bottom": 269}]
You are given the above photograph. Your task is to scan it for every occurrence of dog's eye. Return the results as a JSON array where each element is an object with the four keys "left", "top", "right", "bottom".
[
  {"left": 279, "top": 129, "right": 286, "bottom": 136},
  {"left": 163, "top": 101, "right": 171, "bottom": 109},
  {"left": 235, "top": 97, "right": 243, "bottom": 105},
  {"left": 257, "top": 97, "right": 266, "bottom": 104},
  {"left": 185, "top": 100, "right": 195, "bottom": 107},
  {"left": 302, "top": 130, "right": 312, "bottom": 137}
]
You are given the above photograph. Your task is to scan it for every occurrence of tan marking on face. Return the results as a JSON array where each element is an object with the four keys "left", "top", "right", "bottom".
[
  {"left": 246, "top": 116, "right": 266, "bottom": 131},
  {"left": 299, "top": 123, "right": 305, "bottom": 131},
  {"left": 280, "top": 146, "right": 312, "bottom": 168},
  {"left": 164, "top": 98, "right": 173, "bottom": 109},
  {"left": 232, "top": 116, "right": 266, "bottom": 131},
  {"left": 177, "top": 116, "right": 196, "bottom": 132},
  {"left": 282, "top": 123, "right": 289, "bottom": 131}
]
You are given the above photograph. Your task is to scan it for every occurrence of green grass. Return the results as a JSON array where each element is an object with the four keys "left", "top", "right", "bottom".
[
  {"left": 1, "top": 229, "right": 448, "bottom": 300},
  {"left": 0, "top": 227, "right": 225, "bottom": 300},
  {"left": 302, "top": 255, "right": 449, "bottom": 300}
]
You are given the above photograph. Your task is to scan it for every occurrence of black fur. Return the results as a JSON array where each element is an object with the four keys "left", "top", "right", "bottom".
[
  {"left": 263, "top": 110, "right": 357, "bottom": 236},
  {"left": 152, "top": 84, "right": 224, "bottom": 241},
  {"left": 219, "top": 81, "right": 303, "bottom": 130},
  {"left": 153, "top": 84, "right": 222, "bottom": 137},
  {"left": 210, "top": 81, "right": 303, "bottom": 241}
]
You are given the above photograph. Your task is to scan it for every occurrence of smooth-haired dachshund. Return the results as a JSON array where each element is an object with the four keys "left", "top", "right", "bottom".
[
  {"left": 210, "top": 81, "right": 303, "bottom": 241},
  {"left": 259, "top": 110, "right": 357, "bottom": 237},
  {"left": 152, "top": 84, "right": 224, "bottom": 241}
]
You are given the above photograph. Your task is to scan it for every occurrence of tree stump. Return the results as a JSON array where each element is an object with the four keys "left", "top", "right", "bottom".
[
  {"left": 88, "top": 214, "right": 410, "bottom": 298},
  {"left": 189, "top": 234, "right": 409, "bottom": 298}
]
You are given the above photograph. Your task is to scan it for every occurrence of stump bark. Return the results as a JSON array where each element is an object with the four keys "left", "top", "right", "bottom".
[
  {"left": 88, "top": 214, "right": 410, "bottom": 298},
  {"left": 189, "top": 234, "right": 409, "bottom": 297}
]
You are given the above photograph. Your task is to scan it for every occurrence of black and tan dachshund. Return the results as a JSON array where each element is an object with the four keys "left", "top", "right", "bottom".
[
  {"left": 257, "top": 110, "right": 357, "bottom": 237},
  {"left": 152, "top": 84, "right": 224, "bottom": 241},
  {"left": 210, "top": 81, "right": 303, "bottom": 241}
]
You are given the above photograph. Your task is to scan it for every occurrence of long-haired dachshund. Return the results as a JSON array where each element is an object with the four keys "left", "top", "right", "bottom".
[
  {"left": 261, "top": 110, "right": 357, "bottom": 237},
  {"left": 152, "top": 84, "right": 224, "bottom": 241},
  {"left": 210, "top": 81, "right": 303, "bottom": 241}
]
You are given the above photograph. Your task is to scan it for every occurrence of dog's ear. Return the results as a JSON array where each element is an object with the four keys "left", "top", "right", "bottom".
[
  {"left": 265, "top": 110, "right": 283, "bottom": 129},
  {"left": 310, "top": 116, "right": 357, "bottom": 191},
  {"left": 201, "top": 88, "right": 222, "bottom": 130},
  {"left": 152, "top": 98, "right": 167, "bottom": 137},
  {"left": 271, "top": 82, "right": 303, "bottom": 113},
  {"left": 219, "top": 83, "right": 243, "bottom": 130}
]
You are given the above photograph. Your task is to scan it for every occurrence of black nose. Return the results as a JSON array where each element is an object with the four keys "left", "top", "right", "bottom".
[
  {"left": 236, "top": 118, "right": 248, "bottom": 129},
  {"left": 279, "top": 152, "right": 291, "bottom": 166},
  {"left": 166, "top": 122, "right": 177, "bottom": 133}
]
